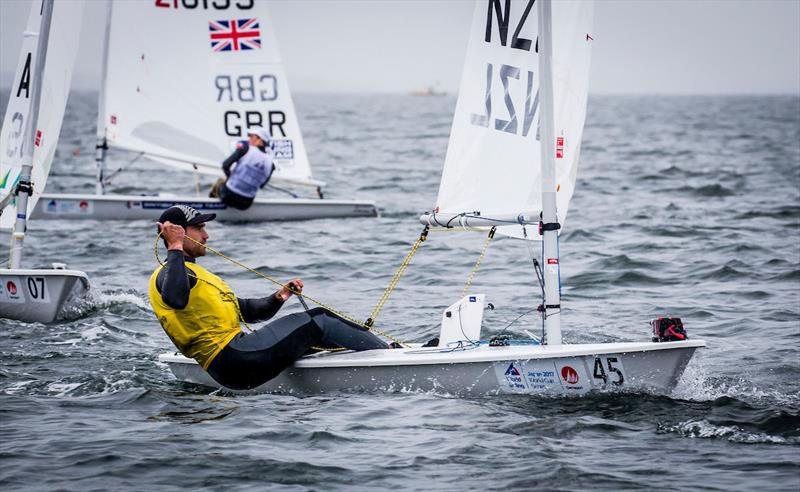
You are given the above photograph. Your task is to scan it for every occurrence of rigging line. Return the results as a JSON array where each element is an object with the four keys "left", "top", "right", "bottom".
[
  {"left": 494, "top": 307, "right": 539, "bottom": 338},
  {"left": 522, "top": 226, "right": 545, "bottom": 296},
  {"left": 365, "top": 226, "right": 429, "bottom": 328},
  {"left": 264, "top": 183, "right": 299, "bottom": 198},
  {"left": 153, "top": 232, "right": 408, "bottom": 348},
  {"left": 102, "top": 151, "right": 145, "bottom": 186},
  {"left": 444, "top": 212, "right": 461, "bottom": 228},
  {"left": 460, "top": 226, "right": 496, "bottom": 298}
]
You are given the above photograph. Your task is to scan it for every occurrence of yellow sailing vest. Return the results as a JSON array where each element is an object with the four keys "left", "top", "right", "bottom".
[{"left": 149, "top": 261, "right": 242, "bottom": 369}]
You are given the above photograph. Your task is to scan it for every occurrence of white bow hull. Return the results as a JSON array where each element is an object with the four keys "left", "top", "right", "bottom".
[
  {"left": 159, "top": 340, "right": 704, "bottom": 396},
  {"left": 0, "top": 268, "right": 89, "bottom": 323}
]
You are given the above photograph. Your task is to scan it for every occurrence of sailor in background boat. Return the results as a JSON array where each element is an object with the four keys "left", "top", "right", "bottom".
[
  {"left": 150, "top": 205, "right": 388, "bottom": 390},
  {"left": 209, "top": 127, "right": 276, "bottom": 210}
]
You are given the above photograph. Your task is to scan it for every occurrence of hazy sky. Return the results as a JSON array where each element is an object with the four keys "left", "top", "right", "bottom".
[{"left": 1, "top": 0, "right": 798, "bottom": 94}]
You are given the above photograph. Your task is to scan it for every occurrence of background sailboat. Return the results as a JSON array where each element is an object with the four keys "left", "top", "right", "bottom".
[
  {"left": 0, "top": 0, "right": 89, "bottom": 323},
  {"left": 160, "top": 0, "right": 704, "bottom": 395},
  {"left": 31, "top": 0, "right": 377, "bottom": 222}
]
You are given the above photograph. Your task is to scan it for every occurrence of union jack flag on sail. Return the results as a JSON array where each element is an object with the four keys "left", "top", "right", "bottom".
[{"left": 209, "top": 18, "right": 261, "bottom": 52}]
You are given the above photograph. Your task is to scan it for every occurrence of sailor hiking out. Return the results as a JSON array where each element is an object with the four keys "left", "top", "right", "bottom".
[
  {"left": 149, "top": 205, "right": 388, "bottom": 390},
  {"left": 210, "top": 127, "right": 275, "bottom": 210}
]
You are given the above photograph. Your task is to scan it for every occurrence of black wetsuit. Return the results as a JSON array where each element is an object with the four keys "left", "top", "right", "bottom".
[{"left": 156, "top": 250, "right": 387, "bottom": 389}]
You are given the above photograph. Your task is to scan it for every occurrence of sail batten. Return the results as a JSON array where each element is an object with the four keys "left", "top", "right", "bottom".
[{"left": 433, "top": 0, "right": 593, "bottom": 240}]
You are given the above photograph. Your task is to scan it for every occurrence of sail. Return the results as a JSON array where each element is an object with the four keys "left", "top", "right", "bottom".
[
  {"left": 101, "top": 1, "right": 314, "bottom": 185},
  {"left": 0, "top": 0, "right": 84, "bottom": 230},
  {"left": 434, "top": 0, "right": 593, "bottom": 238}
]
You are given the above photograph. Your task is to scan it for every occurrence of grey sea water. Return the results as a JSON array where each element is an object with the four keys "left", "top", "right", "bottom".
[{"left": 1, "top": 92, "right": 798, "bottom": 491}]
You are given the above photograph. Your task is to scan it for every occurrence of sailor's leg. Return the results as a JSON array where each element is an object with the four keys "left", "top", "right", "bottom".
[
  {"left": 306, "top": 307, "right": 389, "bottom": 350},
  {"left": 207, "top": 312, "right": 322, "bottom": 390}
]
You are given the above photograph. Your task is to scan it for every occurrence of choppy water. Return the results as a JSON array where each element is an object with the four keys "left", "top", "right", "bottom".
[{"left": 1, "top": 92, "right": 798, "bottom": 491}]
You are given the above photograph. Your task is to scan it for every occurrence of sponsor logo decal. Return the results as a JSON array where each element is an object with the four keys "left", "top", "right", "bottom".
[
  {"left": 35, "top": 130, "right": 42, "bottom": 147},
  {"left": 469, "top": 296, "right": 476, "bottom": 302},
  {"left": 6, "top": 281, "right": 17, "bottom": 296},
  {"left": 561, "top": 365, "right": 579, "bottom": 385},
  {"left": 505, "top": 363, "right": 521, "bottom": 376},
  {"left": 556, "top": 136, "right": 564, "bottom": 158},
  {"left": 500, "top": 362, "right": 528, "bottom": 392}
]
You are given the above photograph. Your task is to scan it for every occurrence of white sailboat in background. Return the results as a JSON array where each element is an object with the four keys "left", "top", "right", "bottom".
[
  {"left": 31, "top": 0, "right": 377, "bottom": 222},
  {"left": 0, "top": 0, "right": 89, "bottom": 323},
  {"left": 160, "top": 0, "right": 704, "bottom": 395}
]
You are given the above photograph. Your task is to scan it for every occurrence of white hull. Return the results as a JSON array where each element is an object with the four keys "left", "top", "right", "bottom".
[
  {"left": 0, "top": 268, "right": 89, "bottom": 323},
  {"left": 32, "top": 193, "right": 378, "bottom": 222},
  {"left": 158, "top": 340, "right": 705, "bottom": 396}
]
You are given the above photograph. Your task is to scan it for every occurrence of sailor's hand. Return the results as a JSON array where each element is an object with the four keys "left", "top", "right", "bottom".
[
  {"left": 158, "top": 221, "right": 185, "bottom": 251},
  {"left": 276, "top": 279, "right": 303, "bottom": 301}
]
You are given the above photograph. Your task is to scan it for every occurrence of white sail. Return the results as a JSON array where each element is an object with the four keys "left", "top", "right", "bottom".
[
  {"left": 101, "top": 0, "right": 314, "bottom": 185},
  {"left": 434, "top": 0, "right": 593, "bottom": 238},
  {"left": 0, "top": 0, "right": 84, "bottom": 230}
]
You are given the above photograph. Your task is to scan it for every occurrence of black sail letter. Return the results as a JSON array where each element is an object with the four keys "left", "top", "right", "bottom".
[
  {"left": 485, "top": 0, "right": 510, "bottom": 46},
  {"left": 16, "top": 53, "right": 32, "bottom": 98},
  {"left": 511, "top": 0, "right": 535, "bottom": 51}
]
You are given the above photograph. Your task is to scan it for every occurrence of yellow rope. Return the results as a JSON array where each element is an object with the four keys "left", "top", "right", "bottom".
[
  {"left": 461, "top": 227, "right": 496, "bottom": 298},
  {"left": 153, "top": 232, "right": 407, "bottom": 348},
  {"left": 365, "top": 226, "right": 429, "bottom": 327}
]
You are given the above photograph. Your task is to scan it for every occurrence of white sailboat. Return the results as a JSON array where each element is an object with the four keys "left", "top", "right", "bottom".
[
  {"left": 30, "top": 0, "right": 377, "bottom": 223},
  {"left": 159, "top": 0, "right": 705, "bottom": 396},
  {"left": 0, "top": 0, "right": 89, "bottom": 323}
]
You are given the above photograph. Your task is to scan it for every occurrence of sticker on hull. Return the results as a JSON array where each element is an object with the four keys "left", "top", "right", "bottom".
[
  {"left": 0, "top": 277, "right": 25, "bottom": 303},
  {"left": 495, "top": 357, "right": 601, "bottom": 395},
  {"left": 43, "top": 199, "right": 93, "bottom": 215}
]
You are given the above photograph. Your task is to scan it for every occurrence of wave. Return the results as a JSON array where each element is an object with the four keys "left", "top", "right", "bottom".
[{"left": 657, "top": 419, "right": 797, "bottom": 445}]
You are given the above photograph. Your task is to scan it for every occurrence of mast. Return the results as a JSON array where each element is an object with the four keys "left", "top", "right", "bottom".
[
  {"left": 94, "top": 0, "right": 112, "bottom": 195},
  {"left": 537, "top": 0, "right": 562, "bottom": 345},
  {"left": 9, "top": 0, "right": 53, "bottom": 269}
]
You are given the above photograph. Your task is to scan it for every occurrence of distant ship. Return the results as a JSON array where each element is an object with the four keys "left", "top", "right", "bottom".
[{"left": 410, "top": 86, "right": 447, "bottom": 97}]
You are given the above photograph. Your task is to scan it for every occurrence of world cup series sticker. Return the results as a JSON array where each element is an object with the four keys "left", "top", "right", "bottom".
[
  {"left": 495, "top": 360, "right": 561, "bottom": 394},
  {"left": 495, "top": 358, "right": 594, "bottom": 395},
  {"left": 522, "top": 361, "right": 560, "bottom": 391},
  {"left": 44, "top": 199, "right": 93, "bottom": 215}
]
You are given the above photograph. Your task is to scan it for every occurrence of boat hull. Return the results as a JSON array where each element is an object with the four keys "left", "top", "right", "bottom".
[
  {"left": 158, "top": 340, "right": 705, "bottom": 396},
  {"left": 32, "top": 193, "right": 378, "bottom": 222},
  {"left": 0, "top": 268, "right": 90, "bottom": 323}
]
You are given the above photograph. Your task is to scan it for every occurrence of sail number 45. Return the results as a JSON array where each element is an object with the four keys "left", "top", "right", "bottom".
[{"left": 593, "top": 356, "right": 625, "bottom": 386}]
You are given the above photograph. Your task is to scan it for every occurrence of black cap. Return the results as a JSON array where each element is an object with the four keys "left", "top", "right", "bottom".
[{"left": 157, "top": 205, "right": 216, "bottom": 228}]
